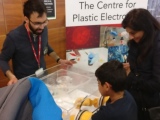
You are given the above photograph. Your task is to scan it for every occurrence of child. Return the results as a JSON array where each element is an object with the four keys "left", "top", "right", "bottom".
[{"left": 92, "top": 60, "right": 137, "bottom": 120}]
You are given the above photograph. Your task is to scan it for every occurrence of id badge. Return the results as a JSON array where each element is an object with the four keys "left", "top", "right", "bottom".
[{"left": 35, "top": 68, "right": 44, "bottom": 77}]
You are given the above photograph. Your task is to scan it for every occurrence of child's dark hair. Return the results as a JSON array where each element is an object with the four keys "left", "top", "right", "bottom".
[
  {"left": 95, "top": 60, "right": 127, "bottom": 92},
  {"left": 23, "top": 0, "right": 47, "bottom": 19}
]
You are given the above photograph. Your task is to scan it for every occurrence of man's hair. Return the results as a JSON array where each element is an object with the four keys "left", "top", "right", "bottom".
[
  {"left": 23, "top": 0, "right": 47, "bottom": 19},
  {"left": 95, "top": 60, "right": 127, "bottom": 92}
]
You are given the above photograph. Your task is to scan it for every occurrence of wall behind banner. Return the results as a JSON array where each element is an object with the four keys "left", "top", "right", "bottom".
[{"left": 0, "top": 0, "right": 66, "bottom": 87}]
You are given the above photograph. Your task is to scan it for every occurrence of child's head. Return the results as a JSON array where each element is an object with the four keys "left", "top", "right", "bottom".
[{"left": 95, "top": 60, "right": 127, "bottom": 96}]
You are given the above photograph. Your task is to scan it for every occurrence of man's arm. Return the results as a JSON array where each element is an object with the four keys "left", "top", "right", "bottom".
[
  {"left": 49, "top": 51, "right": 60, "bottom": 62},
  {"left": 0, "top": 35, "right": 18, "bottom": 85}
]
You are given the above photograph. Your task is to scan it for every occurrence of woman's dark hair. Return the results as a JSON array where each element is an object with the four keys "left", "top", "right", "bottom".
[
  {"left": 95, "top": 60, "right": 127, "bottom": 92},
  {"left": 23, "top": 0, "right": 47, "bottom": 19},
  {"left": 122, "top": 8, "right": 160, "bottom": 63}
]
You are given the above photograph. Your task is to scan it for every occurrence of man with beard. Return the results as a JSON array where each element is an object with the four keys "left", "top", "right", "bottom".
[{"left": 0, "top": 0, "right": 73, "bottom": 85}]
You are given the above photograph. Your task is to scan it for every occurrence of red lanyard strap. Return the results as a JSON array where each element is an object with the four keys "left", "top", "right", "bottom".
[{"left": 25, "top": 25, "right": 41, "bottom": 68}]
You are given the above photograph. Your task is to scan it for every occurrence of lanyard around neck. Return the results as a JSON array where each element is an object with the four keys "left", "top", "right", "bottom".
[{"left": 25, "top": 24, "right": 41, "bottom": 68}]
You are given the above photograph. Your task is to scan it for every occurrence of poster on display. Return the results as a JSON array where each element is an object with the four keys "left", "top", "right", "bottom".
[
  {"left": 99, "top": 26, "right": 129, "bottom": 63},
  {"left": 43, "top": 0, "right": 56, "bottom": 19},
  {"left": 65, "top": 0, "right": 148, "bottom": 72},
  {"left": 66, "top": 48, "right": 108, "bottom": 73}
]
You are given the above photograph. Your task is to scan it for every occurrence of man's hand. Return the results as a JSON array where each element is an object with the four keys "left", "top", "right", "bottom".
[
  {"left": 6, "top": 70, "right": 18, "bottom": 85},
  {"left": 58, "top": 59, "right": 76, "bottom": 65},
  {"left": 7, "top": 77, "right": 18, "bottom": 85}
]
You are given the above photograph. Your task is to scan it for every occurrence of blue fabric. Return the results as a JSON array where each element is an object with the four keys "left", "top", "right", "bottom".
[{"left": 28, "top": 77, "right": 62, "bottom": 120}]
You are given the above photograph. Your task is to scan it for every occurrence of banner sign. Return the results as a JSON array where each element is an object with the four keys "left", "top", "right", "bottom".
[{"left": 65, "top": 0, "right": 148, "bottom": 27}]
